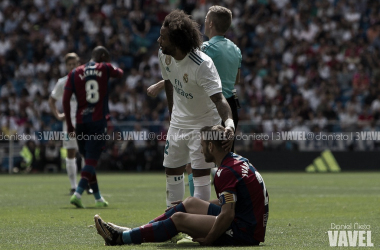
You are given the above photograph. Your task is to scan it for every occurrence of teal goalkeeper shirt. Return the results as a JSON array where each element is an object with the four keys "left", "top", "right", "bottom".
[{"left": 202, "top": 36, "right": 242, "bottom": 98}]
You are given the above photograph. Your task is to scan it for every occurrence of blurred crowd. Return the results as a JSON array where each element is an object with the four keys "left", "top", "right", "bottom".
[{"left": 1, "top": 0, "right": 380, "bottom": 171}]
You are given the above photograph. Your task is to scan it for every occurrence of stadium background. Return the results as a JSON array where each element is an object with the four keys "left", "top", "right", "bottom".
[{"left": 0, "top": 0, "right": 380, "bottom": 173}]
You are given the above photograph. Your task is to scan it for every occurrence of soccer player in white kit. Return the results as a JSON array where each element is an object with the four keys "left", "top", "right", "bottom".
[
  {"left": 48, "top": 53, "right": 91, "bottom": 195},
  {"left": 157, "top": 10, "right": 235, "bottom": 207}
]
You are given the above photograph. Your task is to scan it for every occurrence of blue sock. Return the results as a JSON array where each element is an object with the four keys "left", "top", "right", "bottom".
[
  {"left": 188, "top": 173, "right": 194, "bottom": 197},
  {"left": 122, "top": 218, "right": 178, "bottom": 244},
  {"left": 91, "top": 182, "right": 101, "bottom": 200},
  {"left": 149, "top": 202, "right": 186, "bottom": 223},
  {"left": 89, "top": 173, "right": 101, "bottom": 200},
  {"left": 75, "top": 184, "right": 85, "bottom": 195},
  {"left": 77, "top": 165, "right": 95, "bottom": 195},
  {"left": 76, "top": 179, "right": 87, "bottom": 195}
]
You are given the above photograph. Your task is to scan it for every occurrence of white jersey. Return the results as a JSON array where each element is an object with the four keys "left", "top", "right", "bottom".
[
  {"left": 51, "top": 75, "right": 77, "bottom": 126},
  {"left": 158, "top": 49, "right": 222, "bottom": 129}
]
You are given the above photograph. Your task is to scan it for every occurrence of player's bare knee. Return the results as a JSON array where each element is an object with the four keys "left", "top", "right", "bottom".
[
  {"left": 182, "top": 196, "right": 201, "bottom": 212},
  {"left": 67, "top": 149, "right": 76, "bottom": 159},
  {"left": 183, "top": 196, "right": 196, "bottom": 206},
  {"left": 185, "top": 164, "right": 192, "bottom": 174},
  {"left": 192, "top": 168, "right": 211, "bottom": 177},
  {"left": 171, "top": 212, "right": 187, "bottom": 226},
  {"left": 165, "top": 165, "right": 186, "bottom": 175}
]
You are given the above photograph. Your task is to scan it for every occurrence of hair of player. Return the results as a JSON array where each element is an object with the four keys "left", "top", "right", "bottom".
[
  {"left": 91, "top": 46, "right": 110, "bottom": 62},
  {"left": 64, "top": 53, "right": 79, "bottom": 64},
  {"left": 200, "top": 125, "right": 225, "bottom": 150},
  {"left": 208, "top": 5, "right": 232, "bottom": 34},
  {"left": 163, "top": 9, "right": 203, "bottom": 54}
]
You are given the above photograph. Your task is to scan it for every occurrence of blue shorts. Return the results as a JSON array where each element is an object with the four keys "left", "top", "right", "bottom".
[
  {"left": 75, "top": 120, "right": 107, "bottom": 160},
  {"left": 207, "top": 203, "right": 260, "bottom": 246}
]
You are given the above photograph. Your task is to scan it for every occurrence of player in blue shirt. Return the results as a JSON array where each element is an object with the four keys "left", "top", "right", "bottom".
[{"left": 93, "top": 125, "right": 268, "bottom": 246}]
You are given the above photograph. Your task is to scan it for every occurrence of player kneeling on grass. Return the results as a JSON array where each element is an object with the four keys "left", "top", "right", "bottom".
[{"left": 94, "top": 125, "right": 269, "bottom": 246}]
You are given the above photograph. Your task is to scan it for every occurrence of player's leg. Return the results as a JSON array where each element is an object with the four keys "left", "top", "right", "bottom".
[
  {"left": 163, "top": 127, "right": 189, "bottom": 208},
  {"left": 188, "top": 130, "right": 213, "bottom": 201},
  {"left": 95, "top": 213, "right": 216, "bottom": 245},
  {"left": 149, "top": 196, "right": 212, "bottom": 223},
  {"left": 63, "top": 122, "right": 78, "bottom": 194},
  {"left": 185, "top": 163, "right": 194, "bottom": 196},
  {"left": 85, "top": 120, "right": 108, "bottom": 206},
  {"left": 66, "top": 148, "right": 77, "bottom": 194},
  {"left": 165, "top": 166, "right": 186, "bottom": 208},
  {"left": 70, "top": 124, "right": 86, "bottom": 208}
]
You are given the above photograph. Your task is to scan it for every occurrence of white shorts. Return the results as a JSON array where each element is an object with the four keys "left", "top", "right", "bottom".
[
  {"left": 63, "top": 122, "right": 78, "bottom": 150},
  {"left": 163, "top": 126, "right": 214, "bottom": 169}
]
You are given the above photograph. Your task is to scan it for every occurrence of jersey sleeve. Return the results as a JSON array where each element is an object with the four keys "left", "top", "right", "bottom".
[
  {"left": 196, "top": 59, "right": 222, "bottom": 97},
  {"left": 105, "top": 63, "right": 123, "bottom": 78},
  {"left": 218, "top": 168, "right": 238, "bottom": 193},
  {"left": 201, "top": 42, "right": 215, "bottom": 60},
  {"left": 237, "top": 46, "right": 242, "bottom": 68},
  {"left": 51, "top": 79, "right": 64, "bottom": 100},
  {"left": 158, "top": 50, "right": 169, "bottom": 80}
]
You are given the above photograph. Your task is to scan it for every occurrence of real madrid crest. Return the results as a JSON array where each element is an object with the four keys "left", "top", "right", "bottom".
[
  {"left": 183, "top": 73, "right": 188, "bottom": 83},
  {"left": 165, "top": 56, "right": 171, "bottom": 65}
]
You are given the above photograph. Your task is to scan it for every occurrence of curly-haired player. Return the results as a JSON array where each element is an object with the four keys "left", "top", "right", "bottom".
[{"left": 156, "top": 10, "right": 235, "bottom": 207}]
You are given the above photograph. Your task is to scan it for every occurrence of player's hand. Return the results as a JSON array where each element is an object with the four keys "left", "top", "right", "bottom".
[
  {"left": 57, "top": 113, "right": 65, "bottom": 121},
  {"left": 193, "top": 237, "right": 213, "bottom": 246},
  {"left": 222, "top": 127, "right": 234, "bottom": 152},
  {"left": 165, "top": 200, "right": 182, "bottom": 212},
  {"left": 147, "top": 83, "right": 161, "bottom": 97}
]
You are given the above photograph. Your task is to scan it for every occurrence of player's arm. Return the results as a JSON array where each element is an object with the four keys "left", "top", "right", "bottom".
[
  {"left": 210, "top": 93, "right": 235, "bottom": 151},
  {"left": 106, "top": 63, "right": 124, "bottom": 78},
  {"left": 195, "top": 192, "right": 236, "bottom": 245},
  {"left": 210, "top": 93, "right": 233, "bottom": 124},
  {"left": 164, "top": 80, "right": 173, "bottom": 115},
  {"left": 48, "top": 96, "right": 65, "bottom": 121},
  {"left": 63, "top": 74, "right": 74, "bottom": 133},
  {"left": 147, "top": 80, "right": 165, "bottom": 97}
]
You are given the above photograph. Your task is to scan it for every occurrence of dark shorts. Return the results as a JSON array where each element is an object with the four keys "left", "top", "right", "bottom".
[
  {"left": 207, "top": 203, "right": 260, "bottom": 246},
  {"left": 222, "top": 96, "right": 239, "bottom": 152},
  {"left": 75, "top": 120, "right": 107, "bottom": 160}
]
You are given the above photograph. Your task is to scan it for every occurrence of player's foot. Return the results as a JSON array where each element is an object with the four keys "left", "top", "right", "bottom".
[
  {"left": 170, "top": 232, "right": 187, "bottom": 243},
  {"left": 70, "top": 194, "right": 85, "bottom": 208},
  {"left": 94, "top": 214, "right": 124, "bottom": 246},
  {"left": 108, "top": 222, "right": 131, "bottom": 232},
  {"left": 69, "top": 188, "right": 75, "bottom": 195},
  {"left": 177, "top": 234, "right": 195, "bottom": 244},
  {"left": 86, "top": 187, "right": 93, "bottom": 195},
  {"left": 95, "top": 199, "right": 109, "bottom": 208}
]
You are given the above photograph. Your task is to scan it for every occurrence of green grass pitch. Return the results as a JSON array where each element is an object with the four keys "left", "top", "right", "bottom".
[{"left": 0, "top": 172, "right": 379, "bottom": 249}]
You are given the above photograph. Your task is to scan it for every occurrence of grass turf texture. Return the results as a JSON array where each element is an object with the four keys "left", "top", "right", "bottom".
[{"left": 0, "top": 172, "right": 379, "bottom": 249}]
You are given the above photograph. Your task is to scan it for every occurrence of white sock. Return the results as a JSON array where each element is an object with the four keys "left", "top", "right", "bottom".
[
  {"left": 66, "top": 158, "right": 77, "bottom": 189},
  {"left": 96, "top": 197, "right": 104, "bottom": 202},
  {"left": 166, "top": 174, "right": 185, "bottom": 208},
  {"left": 74, "top": 192, "right": 81, "bottom": 199},
  {"left": 193, "top": 175, "right": 211, "bottom": 201}
]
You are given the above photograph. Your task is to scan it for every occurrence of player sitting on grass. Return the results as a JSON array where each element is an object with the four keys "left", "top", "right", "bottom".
[{"left": 94, "top": 125, "right": 269, "bottom": 246}]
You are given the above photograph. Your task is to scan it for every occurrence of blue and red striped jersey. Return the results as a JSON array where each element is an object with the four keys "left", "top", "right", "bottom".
[
  {"left": 63, "top": 62, "right": 123, "bottom": 128},
  {"left": 214, "top": 152, "right": 269, "bottom": 243}
]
